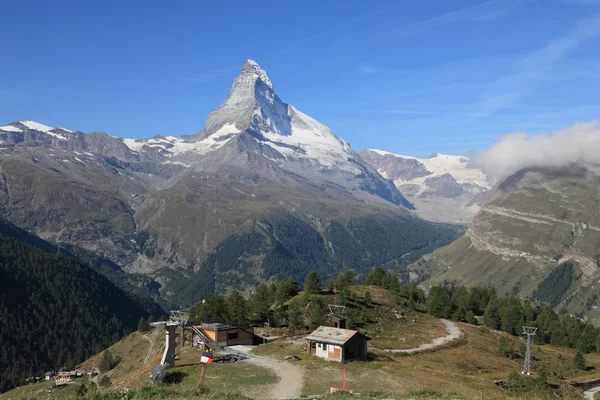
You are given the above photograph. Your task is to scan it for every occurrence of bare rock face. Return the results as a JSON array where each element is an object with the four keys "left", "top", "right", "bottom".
[{"left": 410, "top": 165, "right": 600, "bottom": 321}]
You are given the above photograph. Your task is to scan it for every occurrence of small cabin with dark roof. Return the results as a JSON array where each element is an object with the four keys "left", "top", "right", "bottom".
[{"left": 305, "top": 326, "right": 370, "bottom": 362}]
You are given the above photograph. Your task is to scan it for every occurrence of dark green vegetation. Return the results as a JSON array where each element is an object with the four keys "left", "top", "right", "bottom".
[
  {"left": 163, "top": 214, "right": 461, "bottom": 307},
  {"left": 99, "top": 350, "right": 119, "bottom": 373},
  {"left": 424, "top": 282, "right": 600, "bottom": 354},
  {"left": 0, "top": 234, "right": 151, "bottom": 392},
  {"left": 532, "top": 262, "right": 574, "bottom": 307},
  {"left": 0, "top": 217, "right": 163, "bottom": 314},
  {"left": 573, "top": 350, "right": 586, "bottom": 370}
]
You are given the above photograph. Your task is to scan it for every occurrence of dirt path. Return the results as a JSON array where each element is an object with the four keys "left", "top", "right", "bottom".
[
  {"left": 142, "top": 334, "right": 154, "bottom": 366},
  {"left": 584, "top": 386, "right": 600, "bottom": 400},
  {"left": 243, "top": 355, "right": 304, "bottom": 399},
  {"left": 385, "top": 319, "right": 462, "bottom": 354}
]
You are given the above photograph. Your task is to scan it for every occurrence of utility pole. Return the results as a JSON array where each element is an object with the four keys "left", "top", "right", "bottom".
[{"left": 522, "top": 326, "right": 537, "bottom": 375}]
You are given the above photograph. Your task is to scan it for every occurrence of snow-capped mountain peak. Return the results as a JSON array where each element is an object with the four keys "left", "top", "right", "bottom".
[
  {"left": 243, "top": 59, "right": 273, "bottom": 90},
  {"left": 198, "top": 60, "right": 359, "bottom": 170}
]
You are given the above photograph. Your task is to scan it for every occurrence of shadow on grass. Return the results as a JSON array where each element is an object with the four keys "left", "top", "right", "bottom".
[{"left": 163, "top": 371, "right": 187, "bottom": 384}]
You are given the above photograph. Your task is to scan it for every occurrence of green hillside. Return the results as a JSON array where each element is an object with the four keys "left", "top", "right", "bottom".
[{"left": 0, "top": 234, "right": 153, "bottom": 392}]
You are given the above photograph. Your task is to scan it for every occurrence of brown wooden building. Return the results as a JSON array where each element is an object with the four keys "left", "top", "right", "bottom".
[
  {"left": 305, "top": 326, "right": 370, "bottom": 362},
  {"left": 193, "top": 323, "right": 255, "bottom": 347}
]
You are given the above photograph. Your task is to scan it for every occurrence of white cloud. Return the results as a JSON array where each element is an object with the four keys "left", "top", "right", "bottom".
[
  {"left": 393, "top": 0, "right": 518, "bottom": 37},
  {"left": 470, "top": 121, "right": 600, "bottom": 179},
  {"left": 467, "top": 14, "right": 600, "bottom": 120}
]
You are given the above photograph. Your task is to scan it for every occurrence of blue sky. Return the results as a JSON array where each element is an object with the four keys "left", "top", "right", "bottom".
[{"left": 1, "top": 0, "right": 599, "bottom": 157}]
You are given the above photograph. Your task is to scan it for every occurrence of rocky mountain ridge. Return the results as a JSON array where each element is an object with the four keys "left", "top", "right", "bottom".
[
  {"left": 410, "top": 165, "right": 600, "bottom": 321},
  {"left": 0, "top": 60, "right": 460, "bottom": 307},
  {"left": 360, "top": 149, "right": 492, "bottom": 224}
]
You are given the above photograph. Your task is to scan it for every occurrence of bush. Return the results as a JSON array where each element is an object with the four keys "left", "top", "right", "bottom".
[
  {"left": 98, "top": 375, "right": 111, "bottom": 388},
  {"left": 574, "top": 350, "right": 586, "bottom": 370},
  {"left": 137, "top": 317, "right": 150, "bottom": 332},
  {"left": 498, "top": 337, "right": 517, "bottom": 359},
  {"left": 504, "top": 370, "right": 548, "bottom": 396}
]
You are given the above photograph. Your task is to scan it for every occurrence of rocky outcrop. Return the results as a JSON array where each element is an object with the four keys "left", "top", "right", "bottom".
[{"left": 410, "top": 166, "right": 600, "bottom": 321}]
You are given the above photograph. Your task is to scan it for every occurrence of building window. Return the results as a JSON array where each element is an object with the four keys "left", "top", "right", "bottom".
[{"left": 228, "top": 332, "right": 239, "bottom": 340}]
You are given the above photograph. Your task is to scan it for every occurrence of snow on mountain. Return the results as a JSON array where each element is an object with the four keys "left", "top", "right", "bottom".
[
  {"left": 0, "top": 121, "right": 75, "bottom": 141},
  {"left": 0, "top": 124, "right": 22, "bottom": 132},
  {"left": 117, "top": 59, "right": 360, "bottom": 173},
  {"left": 0, "top": 60, "right": 411, "bottom": 208},
  {"left": 361, "top": 149, "right": 493, "bottom": 223},
  {"left": 366, "top": 150, "right": 490, "bottom": 191},
  {"left": 19, "top": 120, "right": 53, "bottom": 133}
]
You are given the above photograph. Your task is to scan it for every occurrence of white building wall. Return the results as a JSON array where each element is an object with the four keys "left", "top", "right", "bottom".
[
  {"left": 316, "top": 342, "right": 329, "bottom": 358},
  {"left": 314, "top": 342, "right": 342, "bottom": 361}
]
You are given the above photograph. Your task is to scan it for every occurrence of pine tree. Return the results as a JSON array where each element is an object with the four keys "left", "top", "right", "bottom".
[
  {"left": 99, "top": 350, "right": 116, "bottom": 373},
  {"left": 388, "top": 274, "right": 402, "bottom": 293},
  {"left": 226, "top": 290, "right": 248, "bottom": 326},
  {"left": 137, "top": 317, "right": 150, "bottom": 332},
  {"left": 335, "top": 270, "right": 356, "bottom": 291},
  {"left": 304, "top": 271, "right": 321, "bottom": 294},
  {"left": 250, "top": 283, "right": 274, "bottom": 323},
  {"left": 275, "top": 277, "right": 299, "bottom": 304},
  {"left": 365, "top": 267, "right": 386, "bottom": 287},
  {"left": 325, "top": 280, "right": 335, "bottom": 293},
  {"left": 364, "top": 290, "right": 373, "bottom": 306},
  {"left": 574, "top": 350, "right": 586, "bottom": 370},
  {"left": 287, "top": 299, "right": 303, "bottom": 332},
  {"left": 426, "top": 286, "right": 451, "bottom": 318},
  {"left": 340, "top": 288, "right": 353, "bottom": 306},
  {"left": 483, "top": 298, "right": 503, "bottom": 330},
  {"left": 577, "top": 324, "right": 597, "bottom": 353},
  {"left": 466, "top": 310, "right": 477, "bottom": 325}
]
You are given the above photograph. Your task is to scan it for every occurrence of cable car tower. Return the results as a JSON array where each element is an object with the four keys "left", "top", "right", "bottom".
[
  {"left": 169, "top": 310, "right": 190, "bottom": 346},
  {"left": 522, "top": 326, "right": 537, "bottom": 375}
]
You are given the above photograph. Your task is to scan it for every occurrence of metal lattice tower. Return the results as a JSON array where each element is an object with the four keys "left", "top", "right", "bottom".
[
  {"left": 169, "top": 310, "right": 189, "bottom": 326},
  {"left": 170, "top": 310, "right": 190, "bottom": 346},
  {"left": 522, "top": 326, "right": 537, "bottom": 375},
  {"left": 327, "top": 305, "right": 346, "bottom": 317}
]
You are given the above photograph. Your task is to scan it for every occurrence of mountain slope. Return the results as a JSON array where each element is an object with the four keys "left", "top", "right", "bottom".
[
  {"left": 410, "top": 165, "right": 600, "bottom": 321},
  {"left": 0, "top": 225, "right": 153, "bottom": 392},
  {"left": 361, "top": 150, "right": 491, "bottom": 224},
  {"left": 0, "top": 60, "right": 461, "bottom": 307}
]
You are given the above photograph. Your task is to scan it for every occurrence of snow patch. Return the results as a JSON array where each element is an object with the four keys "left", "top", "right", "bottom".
[
  {"left": 19, "top": 120, "right": 53, "bottom": 132},
  {"left": 46, "top": 131, "right": 67, "bottom": 140},
  {"left": 122, "top": 138, "right": 145, "bottom": 152},
  {"left": 0, "top": 125, "right": 22, "bottom": 132},
  {"left": 170, "top": 123, "right": 239, "bottom": 155},
  {"left": 367, "top": 149, "right": 490, "bottom": 188}
]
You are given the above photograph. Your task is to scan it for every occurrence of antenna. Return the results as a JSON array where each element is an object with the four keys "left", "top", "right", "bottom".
[{"left": 522, "top": 326, "right": 537, "bottom": 375}]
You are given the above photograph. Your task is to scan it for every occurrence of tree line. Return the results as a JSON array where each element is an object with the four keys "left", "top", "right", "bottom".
[{"left": 190, "top": 266, "right": 600, "bottom": 358}]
